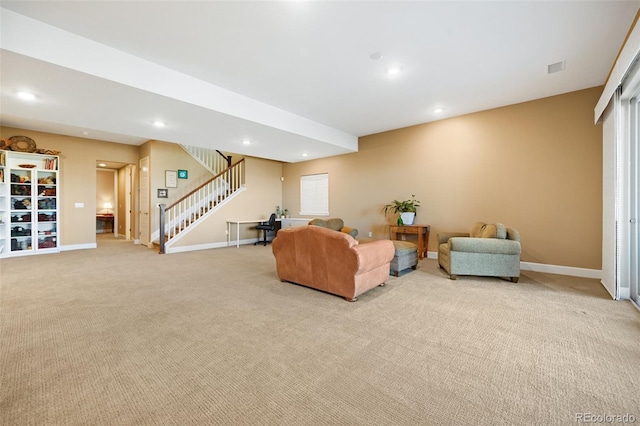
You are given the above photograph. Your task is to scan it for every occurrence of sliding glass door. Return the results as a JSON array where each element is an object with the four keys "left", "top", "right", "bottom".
[{"left": 631, "top": 98, "right": 639, "bottom": 306}]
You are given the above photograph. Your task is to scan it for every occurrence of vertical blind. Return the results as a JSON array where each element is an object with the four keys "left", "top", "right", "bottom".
[{"left": 300, "top": 173, "right": 329, "bottom": 216}]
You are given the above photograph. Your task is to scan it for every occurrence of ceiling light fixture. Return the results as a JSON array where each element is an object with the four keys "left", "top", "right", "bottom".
[
  {"left": 152, "top": 120, "right": 166, "bottom": 128},
  {"left": 98, "top": 163, "right": 107, "bottom": 167},
  {"left": 386, "top": 66, "right": 403, "bottom": 76},
  {"left": 16, "top": 91, "right": 36, "bottom": 101},
  {"left": 242, "top": 139, "right": 251, "bottom": 145},
  {"left": 433, "top": 108, "right": 444, "bottom": 114},
  {"left": 302, "top": 153, "right": 308, "bottom": 157}
]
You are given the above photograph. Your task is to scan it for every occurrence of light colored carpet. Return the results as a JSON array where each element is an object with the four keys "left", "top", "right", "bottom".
[{"left": 1, "top": 234, "right": 638, "bottom": 425}]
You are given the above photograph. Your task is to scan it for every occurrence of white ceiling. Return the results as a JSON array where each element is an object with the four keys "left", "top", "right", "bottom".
[{"left": 1, "top": 1, "right": 638, "bottom": 163}]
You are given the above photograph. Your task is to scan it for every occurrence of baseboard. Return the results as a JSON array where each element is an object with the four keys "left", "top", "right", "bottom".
[
  {"left": 427, "top": 251, "right": 601, "bottom": 279},
  {"left": 60, "top": 243, "right": 97, "bottom": 252},
  {"left": 619, "top": 287, "right": 631, "bottom": 300},
  {"left": 519, "top": 262, "right": 601, "bottom": 279},
  {"left": 167, "top": 238, "right": 268, "bottom": 253}
]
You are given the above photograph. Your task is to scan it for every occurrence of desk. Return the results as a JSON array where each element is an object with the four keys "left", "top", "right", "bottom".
[
  {"left": 96, "top": 214, "right": 114, "bottom": 233},
  {"left": 227, "top": 219, "right": 282, "bottom": 247},
  {"left": 389, "top": 224, "right": 430, "bottom": 259}
]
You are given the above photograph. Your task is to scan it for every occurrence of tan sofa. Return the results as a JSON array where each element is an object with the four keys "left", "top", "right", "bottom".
[{"left": 272, "top": 225, "right": 394, "bottom": 301}]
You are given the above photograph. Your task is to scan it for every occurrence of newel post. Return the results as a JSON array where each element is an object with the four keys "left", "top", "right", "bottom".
[{"left": 159, "top": 204, "right": 166, "bottom": 254}]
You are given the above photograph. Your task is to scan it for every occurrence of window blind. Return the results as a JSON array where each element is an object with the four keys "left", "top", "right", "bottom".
[{"left": 300, "top": 173, "right": 329, "bottom": 216}]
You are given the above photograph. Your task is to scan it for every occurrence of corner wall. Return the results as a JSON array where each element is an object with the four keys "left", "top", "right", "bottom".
[
  {"left": 0, "top": 127, "right": 139, "bottom": 249},
  {"left": 282, "top": 87, "right": 604, "bottom": 271}
]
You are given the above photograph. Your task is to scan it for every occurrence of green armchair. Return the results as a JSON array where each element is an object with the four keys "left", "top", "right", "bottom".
[{"left": 438, "top": 222, "right": 521, "bottom": 282}]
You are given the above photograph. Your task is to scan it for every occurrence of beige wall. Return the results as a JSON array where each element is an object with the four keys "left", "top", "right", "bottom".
[
  {"left": 144, "top": 140, "right": 216, "bottom": 234},
  {"left": 282, "top": 87, "right": 604, "bottom": 270},
  {"left": 1, "top": 127, "right": 139, "bottom": 247},
  {"left": 172, "top": 156, "right": 283, "bottom": 247},
  {"left": 96, "top": 169, "right": 115, "bottom": 215}
]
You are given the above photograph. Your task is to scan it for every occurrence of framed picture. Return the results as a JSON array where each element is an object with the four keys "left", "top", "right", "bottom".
[
  {"left": 178, "top": 169, "right": 188, "bottom": 179},
  {"left": 157, "top": 188, "right": 168, "bottom": 198},
  {"left": 165, "top": 170, "right": 178, "bottom": 188}
]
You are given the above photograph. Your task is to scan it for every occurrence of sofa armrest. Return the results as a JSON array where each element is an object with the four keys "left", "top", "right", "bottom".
[
  {"left": 449, "top": 237, "right": 521, "bottom": 255},
  {"left": 341, "top": 226, "right": 358, "bottom": 237},
  {"left": 352, "top": 240, "right": 394, "bottom": 273},
  {"left": 437, "top": 232, "right": 469, "bottom": 245}
]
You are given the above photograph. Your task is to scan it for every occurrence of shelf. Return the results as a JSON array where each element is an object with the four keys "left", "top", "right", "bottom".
[{"left": 1, "top": 151, "right": 59, "bottom": 257}]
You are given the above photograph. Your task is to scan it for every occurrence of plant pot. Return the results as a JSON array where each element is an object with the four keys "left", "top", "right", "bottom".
[{"left": 400, "top": 212, "right": 415, "bottom": 225}]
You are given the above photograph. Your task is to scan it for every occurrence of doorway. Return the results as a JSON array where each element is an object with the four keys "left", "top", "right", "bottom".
[{"left": 96, "top": 161, "right": 136, "bottom": 241}]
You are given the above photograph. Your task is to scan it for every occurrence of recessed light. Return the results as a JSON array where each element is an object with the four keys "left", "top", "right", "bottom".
[
  {"left": 82, "top": 131, "right": 90, "bottom": 135},
  {"left": 386, "top": 66, "right": 403, "bottom": 76},
  {"left": 152, "top": 120, "right": 166, "bottom": 128},
  {"left": 98, "top": 163, "right": 107, "bottom": 167},
  {"left": 433, "top": 108, "right": 444, "bottom": 114},
  {"left": 302, "top": 153, "right": 308, "bottom": 157},
  {"left": 17, "top": 91, "right": 36, "bottom": 101},
  {"left": 242, "top": 139, "right": 251, "bottom": 145}
]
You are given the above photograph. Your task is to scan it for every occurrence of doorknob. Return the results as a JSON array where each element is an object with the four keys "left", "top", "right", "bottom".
[{"left": 631, "top": 219, "right": 637, "bottom": 223}]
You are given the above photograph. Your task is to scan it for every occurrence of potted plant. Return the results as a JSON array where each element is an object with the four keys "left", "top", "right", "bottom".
[{"left": 383, "top": 194, "right": 421, "bottom": 225}]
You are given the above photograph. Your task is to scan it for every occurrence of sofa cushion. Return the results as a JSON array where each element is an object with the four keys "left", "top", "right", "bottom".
[{"left": 392, "top": 240, "right": 418, "bottom": 255}]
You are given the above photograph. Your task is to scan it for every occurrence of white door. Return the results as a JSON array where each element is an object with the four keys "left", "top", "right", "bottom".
[
  {"left": 125, "top": 164, "right": 135, "bottom": 240},
  {"left": 139, "top": 157, "right": 150, "bottom": 247}
]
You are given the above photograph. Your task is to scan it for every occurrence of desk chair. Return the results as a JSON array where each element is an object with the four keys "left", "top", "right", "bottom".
[{"left": 254, "top": 213, "right": 277, "bottom": 246}]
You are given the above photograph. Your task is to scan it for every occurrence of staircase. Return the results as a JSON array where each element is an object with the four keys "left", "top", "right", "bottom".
[
  {"left": 155, "top": 157, "right": 246, "bottom": 253},
  {"left": 181, "top": 145, "right": 232, "bottom": 175}
]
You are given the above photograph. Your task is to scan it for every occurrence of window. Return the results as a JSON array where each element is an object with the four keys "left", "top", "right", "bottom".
[{"left": 300, "top": 173, "right": 329, "bottom": 216}]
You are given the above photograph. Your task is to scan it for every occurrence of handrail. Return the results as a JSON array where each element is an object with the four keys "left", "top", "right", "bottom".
[
  {"left": 181, "top": 145, "right": 232, "bottom": 175},
  {"left": 165, "top": 158, "right": 245, "bottom": 210}
]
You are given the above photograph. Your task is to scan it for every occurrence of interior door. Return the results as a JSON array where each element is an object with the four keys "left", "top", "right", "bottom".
[
  {"left": 139, "top": 157, "right": 150, "bottom": 247},
  {"left": 125, "top": 164, "right": 135, "bottom": 240}
]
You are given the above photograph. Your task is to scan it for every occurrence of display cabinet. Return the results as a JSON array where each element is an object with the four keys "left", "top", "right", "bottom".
[
  {"left": 1, "top": 151, "right": 59, "bottom": 257},
  {"left": 0, "top": 151, "right": 5, "bottom": 255}
]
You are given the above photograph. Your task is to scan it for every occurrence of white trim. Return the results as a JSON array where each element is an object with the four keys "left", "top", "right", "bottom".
[
  {"left": 619, "top": 286, "right": 631, "bottom": 300},
  {"left": 60, "top": 243, "right": 97, "bottom": 251},
  {"left": 631, "top": 298, "right": 640, "bottom": 312},
  {"left": 414, "top": 251, "right": 603, "bottom": 279},
  {"left": 166, "top": 238, "right": 257, "bottom": 254},
  {"left": 595, "top": 16, "right": 640, "bottom": 122},
  {"left": 519, "top": 262, "right": 601, "bottom": 279},
  {"left": 601, "top": 278, "right": 618, "bottom": 300}
]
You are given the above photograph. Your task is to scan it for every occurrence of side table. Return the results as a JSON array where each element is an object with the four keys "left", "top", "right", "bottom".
[{"left": 389, "top": 224, "right": 430, "bottom": 260}]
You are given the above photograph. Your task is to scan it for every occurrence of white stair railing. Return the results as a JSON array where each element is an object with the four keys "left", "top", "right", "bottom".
[
  {"left": 181, "top": 145, "right": 231, "bottom": 175},
  {"left": 157, "top": 159, "right": 245, "bottom": 252}
]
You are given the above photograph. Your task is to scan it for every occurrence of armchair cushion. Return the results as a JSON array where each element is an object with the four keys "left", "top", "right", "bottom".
[
  {"left": 308, "top": 218, "right": 358, "bottom": 237},
  {"left": 470, "top": 222, "right": 507, "bottom": 239}
]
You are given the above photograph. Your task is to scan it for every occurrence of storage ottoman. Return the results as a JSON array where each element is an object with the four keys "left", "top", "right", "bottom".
[{"left": 390, "top": 240, "right": 418, "bottom": 276}]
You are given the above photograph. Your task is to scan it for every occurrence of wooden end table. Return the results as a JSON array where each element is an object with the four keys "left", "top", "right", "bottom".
[{"left": 389, "top": 224, "right": 430, "bottom": 259}]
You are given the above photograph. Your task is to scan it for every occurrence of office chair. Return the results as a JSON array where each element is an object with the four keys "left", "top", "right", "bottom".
[{"left": 254, "top": 213, "right": 277, "bottom": 246}]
